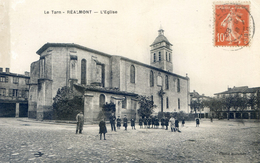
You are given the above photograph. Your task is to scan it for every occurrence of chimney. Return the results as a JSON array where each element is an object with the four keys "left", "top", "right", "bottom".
[
  {"left": 5, "top": 68, "right": 9, "bottom": 73},
  {"left": 0, "top": 68, "right": 2, "bottom": 72},
  {"left": 25, "top": 71, "right": 30, "bottom": 76}
]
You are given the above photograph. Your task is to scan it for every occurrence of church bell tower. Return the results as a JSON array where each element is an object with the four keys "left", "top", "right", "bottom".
[{"left": 150, "top": 29, "right": 173, "bottom": 72}]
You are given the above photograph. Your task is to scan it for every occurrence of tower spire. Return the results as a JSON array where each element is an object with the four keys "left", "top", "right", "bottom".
[{"left": 158, "top": 24, "right": 164, "bottom": 35}]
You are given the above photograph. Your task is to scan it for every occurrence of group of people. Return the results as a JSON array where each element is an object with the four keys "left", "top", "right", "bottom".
[
  {"left": 138, "top": 116, "right": 186, "bottom": 131},
  {"left": 109, "top": 114, "right": 133, "bottom": 131},
  {"left": 76, "top": 111, "right": 200, "bottom": 140}
]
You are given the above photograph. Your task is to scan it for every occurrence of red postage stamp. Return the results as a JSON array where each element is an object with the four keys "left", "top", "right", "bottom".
[{"left": 214, "top": 3, "right": 250, "bottom": 47}]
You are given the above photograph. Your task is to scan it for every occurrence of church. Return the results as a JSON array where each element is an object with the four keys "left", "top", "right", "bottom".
[{"left": 28, "top": 29, "right": 190, "bottom": 121}]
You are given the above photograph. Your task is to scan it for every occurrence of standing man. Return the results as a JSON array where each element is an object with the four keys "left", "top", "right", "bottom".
[
  {"left": 130, "top": 117, "right": 136, "bottom": 130},
  {"left": 161, "top": 116, "right": 165, "bottom": 129},
  {"left": 169, "top": 116, "right": 175, "bottom": 132},
  {"left": 147, "top": 116, "right": 152, "bottom": 128},
  {"left": 76, "top": 111, "right": 84, "bottom": 134},
  {"left": 123, "top": 115, "right": 128, "bottom": 130},
  {"left": 117, "top": 116, "right": 121, "bottom": 129},
  {"left": 99, "top": 118, "right": 107, "bottom": 140},
  {"left": 151, "top": 116, "right": 155, "bottom": 128},
  {"left": 109, "top": 113, "right": 116, "bottom": 131},
  {"left": 139, "top": 117, "right": 143, "bottom": 129},
  {"left": 175, "top": 118, "right": 180, "bottom": 132},
  {"left": 155, "top": 116, "right": 159, "bottom": 129},
  {"left": 143, "top": 116, "right": 147, "bottom": 128}
]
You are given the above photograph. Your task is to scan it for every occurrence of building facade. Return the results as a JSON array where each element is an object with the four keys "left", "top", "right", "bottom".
[
  {"left": 214, "top": 86, "right": 260, "bottom": 119},
  {"left": 0, "top": 67, "right": 30, "bottom": 117},
  {"left": 29, "top": 29, "right": 190, "bottom": 121}
]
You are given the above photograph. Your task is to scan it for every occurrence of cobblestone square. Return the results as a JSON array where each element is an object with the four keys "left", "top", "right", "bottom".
[{"left": 0, "top": 118, "right": 259, "bottom": 162}]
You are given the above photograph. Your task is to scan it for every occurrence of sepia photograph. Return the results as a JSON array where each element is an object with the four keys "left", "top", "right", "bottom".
[{"left": 0, "top": 0, "right": 260, "bottom": 162}]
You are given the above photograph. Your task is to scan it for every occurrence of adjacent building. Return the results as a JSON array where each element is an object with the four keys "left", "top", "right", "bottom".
[
  {"left": 190, "top": 90, "right": 211, "bottom": 118},
  {"left": 214, "top": 86, "right": 260, "bottom": 119},
  {"left": 0, "top": 67, "right": 30, "bottom": 117},
  {"left": 29, "top": 29, "right": 190, "bottom": 121}
]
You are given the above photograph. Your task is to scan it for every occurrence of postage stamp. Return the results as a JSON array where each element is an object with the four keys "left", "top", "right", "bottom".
[{"left": 214, "top": 2, "right": 250, "bottom": 47}]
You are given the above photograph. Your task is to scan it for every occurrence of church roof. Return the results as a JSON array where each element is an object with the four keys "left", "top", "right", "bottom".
[
  {"left": 36, "top": 42, "right": 188, "bottom": 80},
  {"left": 151, "top": 29, "right": 172, "bottom": 46}
]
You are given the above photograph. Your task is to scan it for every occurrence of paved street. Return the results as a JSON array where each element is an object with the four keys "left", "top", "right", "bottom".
[{"left": 0, "top": 118, "right": 259, "bottom": 163}]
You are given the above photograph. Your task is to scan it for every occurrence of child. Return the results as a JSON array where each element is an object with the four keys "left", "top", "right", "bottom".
[
  {"left": 123, "top": 115, "right": 128, "bottom": 130},
  {"left": 131, "top": 118, "right": 136, "bottom": 130},
  {"left": 196, "top": 118, "right": 200, "bottom": 127},
  {"left": 175, "top": 118, "right": 181, "bottom": 132},
  {"left": 117, "top": 116, "right": 121, "bottom": 129}
]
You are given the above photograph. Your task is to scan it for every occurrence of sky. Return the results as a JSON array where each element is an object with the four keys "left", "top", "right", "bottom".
[{"left": 1, "top": 0, "right": 260, "bottom": 96}]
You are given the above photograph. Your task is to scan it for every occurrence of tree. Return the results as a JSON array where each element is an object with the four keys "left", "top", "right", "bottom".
[
  {"left": 97, "top": 101, "right": 115, "bottom": 121},
  {"left": 248, "top": 93, "right": 257, "bottom": 110},
  {"left": 190, "top": 98, "right": 202, "bottom": 116},
  {"left": 235, "top": 95, "right": 248, "bottom": 119},
  {"left": 53, "top": 86, "right": 84, "bottom": 120},
  {"left": 248, "top": 92, "right": 260, "bottom": 120},
  {"left": 202, "top": 98, "right": 222, "bottom": 118},
  {"left": 221, "top": 95, "right": 237, "bottom": 120},
  {"left": 137, "top": 95, "right": 156, "bottom": 118}
]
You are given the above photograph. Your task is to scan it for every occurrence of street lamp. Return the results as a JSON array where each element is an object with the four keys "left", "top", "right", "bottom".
[{"left": 158, "top": 87, "right": 165, "bottom": 113}]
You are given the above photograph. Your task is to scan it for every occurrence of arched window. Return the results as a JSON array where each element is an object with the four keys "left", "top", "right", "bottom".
[
  {"left": 153, "top": 53, "right": 156, "bottom": 62},
  {"left": 130, "top": 65, "right": 135, "bottom": 83},
  {"left": 166, "top": 97, "right": 169, "bottom": 109},
  {"left": 178, "top": 98, "right": 180, "bottom": 109},
  {"left": 150, "top": 70, "right": 154, "bottom": 87},
  {"left": 99, "top": 94, "right": 105, "bottom": 107},
  {"left": 122, "top": 96, "right": 127, "bottom": 109},
  {"left": 166, "top": 52, "right": 168, "bottom": 61},
  {"left": 159, "top": 52, "right": 161, "bottom": 61},
  {"left": 81, "top": 59, "right": 86, "bottom": 84},
  {"left": 169, "top": 53, "right": 171, "bottom": 62},
  {"left": 177, "top": 78, "right": 180, "bottom": 92},
  {"left": 165, "top": 75, "right": 169, "bottom": 90}
]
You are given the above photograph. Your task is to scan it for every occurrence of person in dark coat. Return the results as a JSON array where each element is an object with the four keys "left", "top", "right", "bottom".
[
  {"left": 161, "top": 117, "right": 165, "bottom": 129},
  {"left": 155, "top": 116, "right": 159, "bottom": 129},
  {"left": 210, "top": 117, "right": 213, "bottom": 122},
  {"left": 151, "top": 116, "right": 155, "bottom": 128},
  {"left": 175, "top": 118, "right": 180, "bottom": 132},
  {"left": 182, "top": 118, "right": 185, "bottom": 127},
  {"left": 196, "top": 118, "right": 200, "bottom": 127},
  {"left": 143, "top": 116, "right": 147, "bottom": 128},
  {"left": 123, "top": 115, "right": 128, "bottom": 130},
  {"left": 139, "top": 118, "right": 143, "bottom": 128},
  {"left": 76, "top": 111, "right": 84, "bottom": 134},
  {"left": 109, "top": 113, "right": 116, "bottom": 131},
  {"left": 165, "top": 117, "right": 169, "bottom": 130},
  {"left": 99, "top": 118, "right": 107, "bottom": 140},
  {"left": 117, "top": 116, "right": 121, "bottom": 129},
  {"left": 130, "top": 118, "right": 136, "bottom": 130},
  {"left": 147, "top": 116, "right": 152, "bottom": 128}
]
